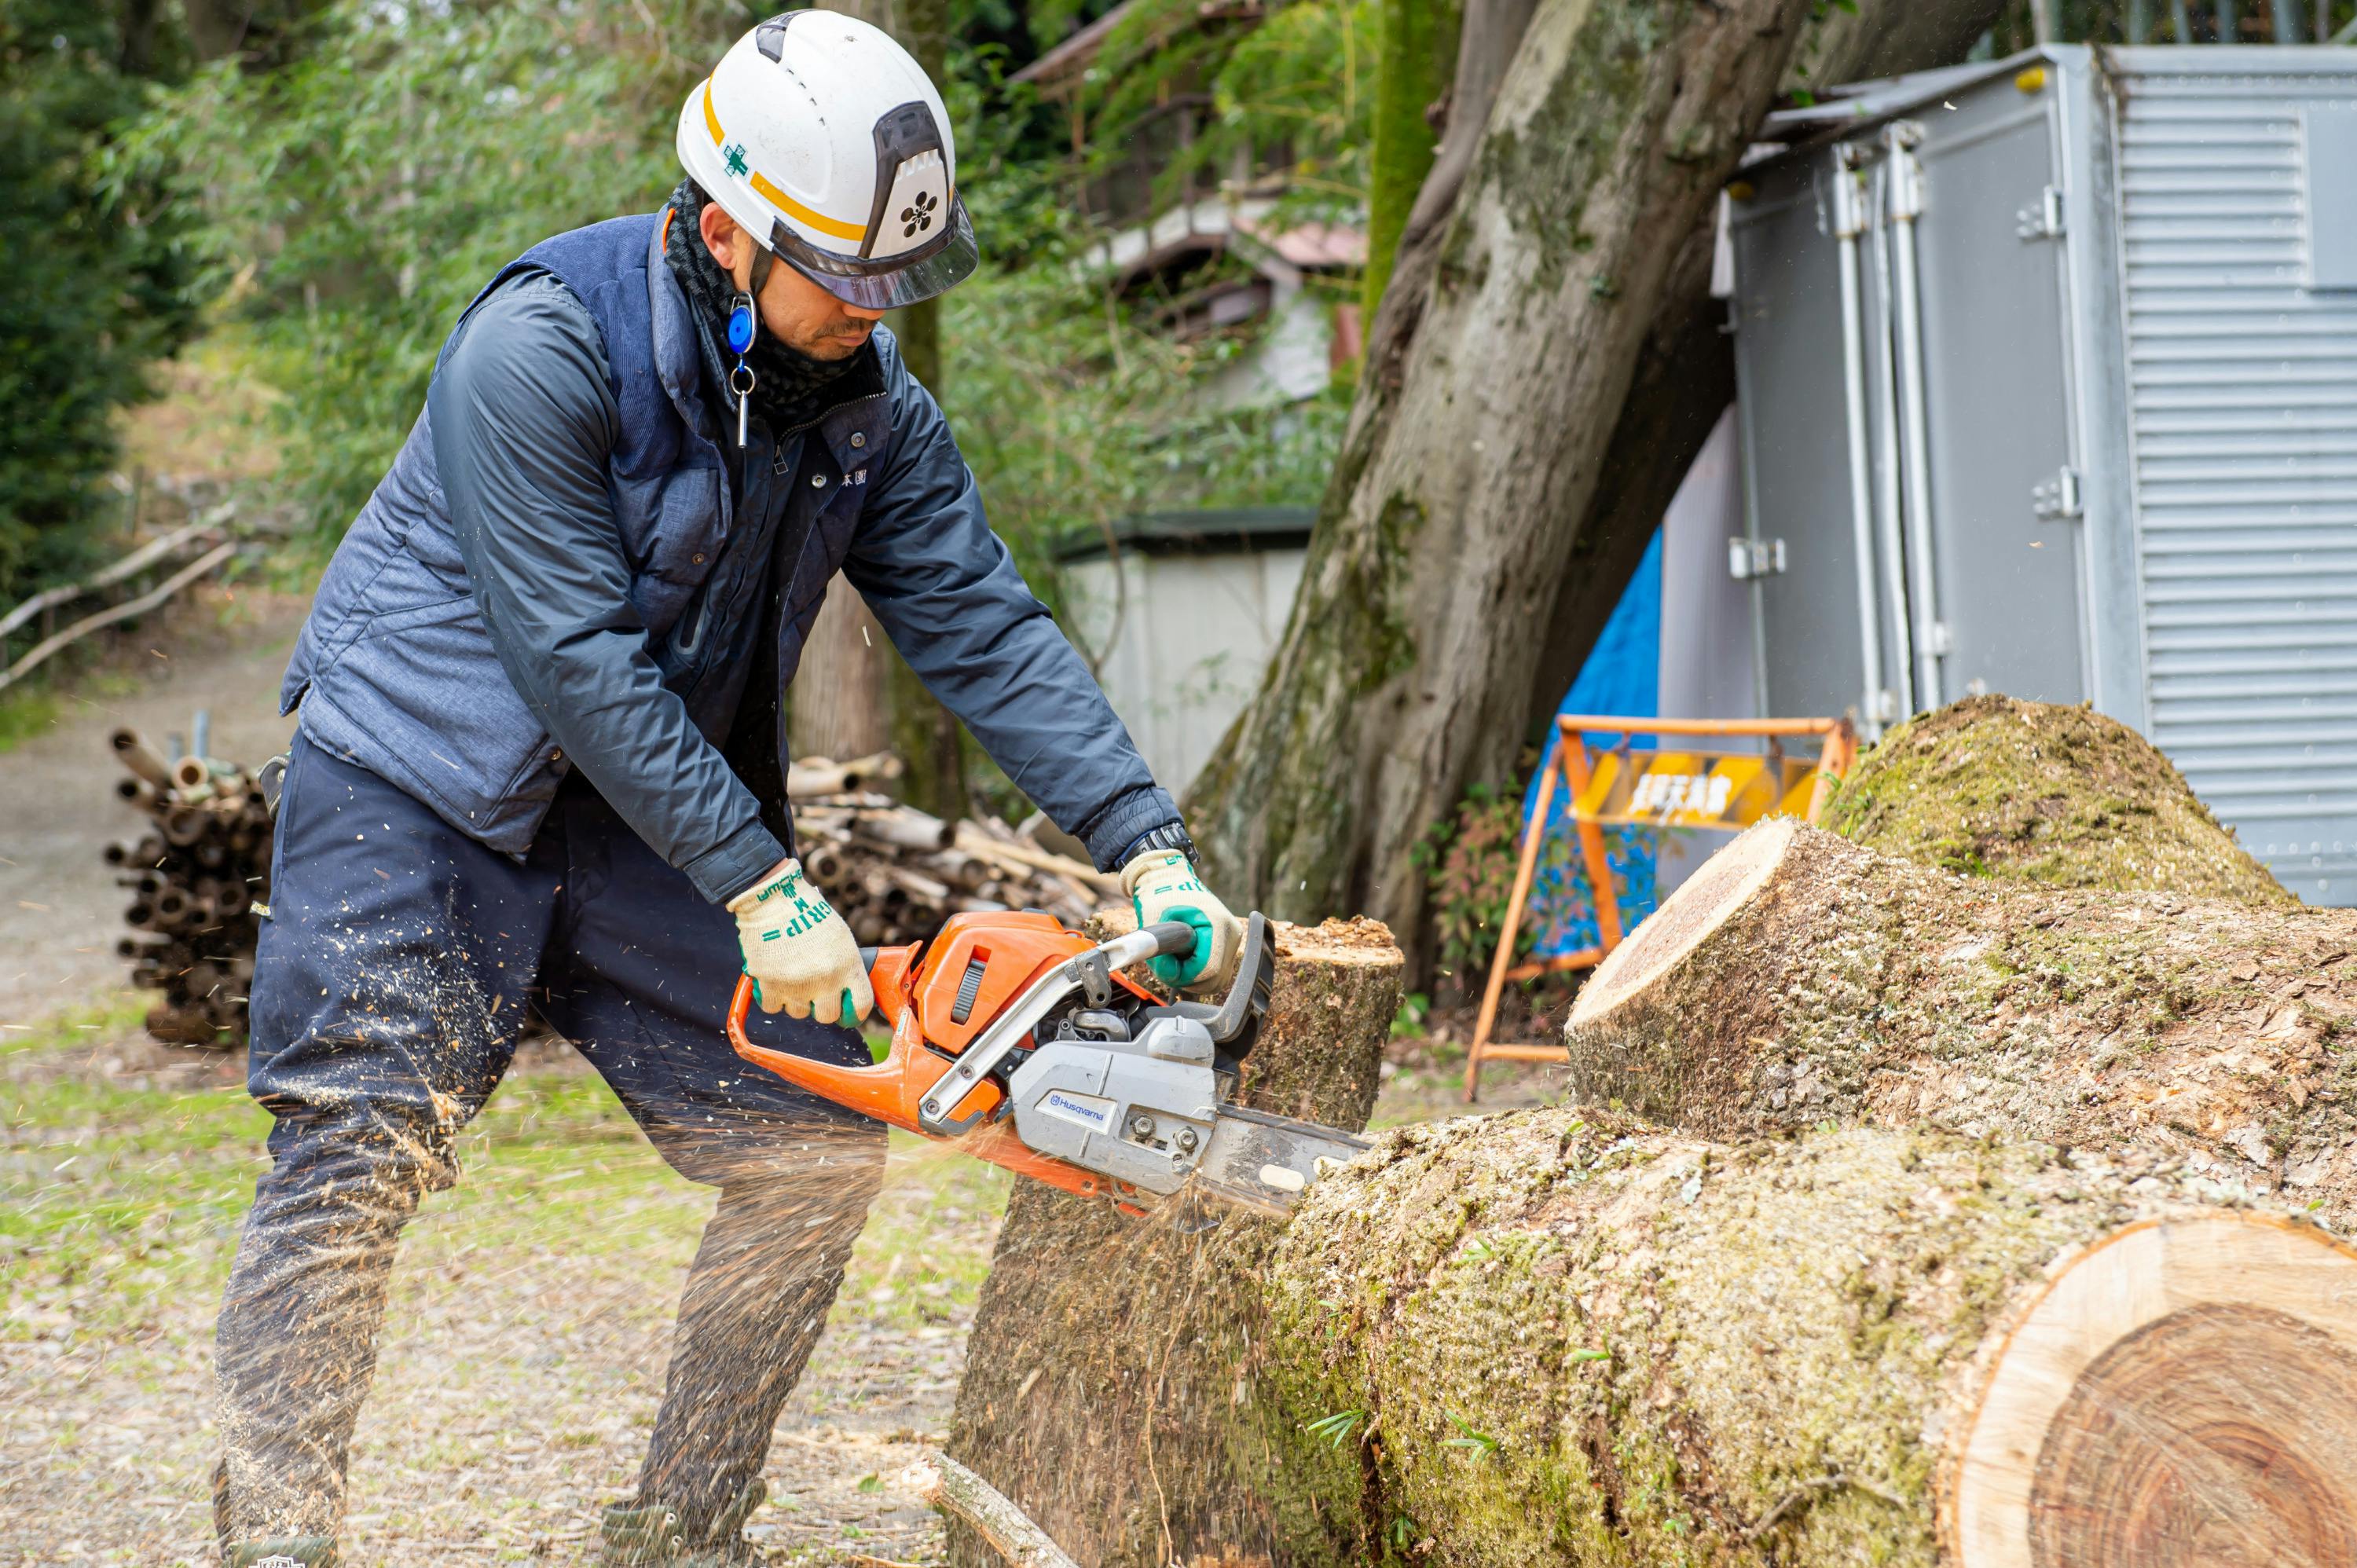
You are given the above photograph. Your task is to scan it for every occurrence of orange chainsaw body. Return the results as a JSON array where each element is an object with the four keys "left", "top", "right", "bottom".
[{"left": 726, "top": 910, "right": 1164, "bottom": 1204}]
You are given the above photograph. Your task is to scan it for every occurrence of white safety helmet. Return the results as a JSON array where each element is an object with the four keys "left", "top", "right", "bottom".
[{"left": 677, "top": 10, "right": 978, "bottom": 310}]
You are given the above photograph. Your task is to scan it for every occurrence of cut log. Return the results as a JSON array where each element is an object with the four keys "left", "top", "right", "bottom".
[
  {"left": 1266, "top": 1106, "right": 2357, "bottom": 1566},
  {"left": 1825, "top": 695, "right": 2291, "bottom": 904},
  {"left": 786, "top": 750, "right": 905, "bottom": 799},
  {"left": 110, "top": 727, "right": 173, "bottom": 789},
  {"left": 1565, "top": 819, "right": 2357, "bottom": 1225},
  {"left": 946, "top": 918, "right": 1404, "bottom": 1568},
  {"left": 855, "top": 804, "right": 955, "bottom": 852}
]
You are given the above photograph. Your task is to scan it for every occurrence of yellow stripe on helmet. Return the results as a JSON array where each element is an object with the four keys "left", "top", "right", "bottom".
[
  {"left": 703, "top": 79, "right": 870, "bottom": 246},
  {"left": 750, "top": 173, "right": 868, "bottom": 244}
]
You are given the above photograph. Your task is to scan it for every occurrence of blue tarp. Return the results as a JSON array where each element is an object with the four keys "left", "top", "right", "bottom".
[{"left": 1520, "top": 532, "right": 1662, "bottom": 957}]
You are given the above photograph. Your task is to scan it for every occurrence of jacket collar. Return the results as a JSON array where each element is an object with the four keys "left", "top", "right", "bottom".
[{"left": 647, "top": 214, "right": 721, "bottom": 447}]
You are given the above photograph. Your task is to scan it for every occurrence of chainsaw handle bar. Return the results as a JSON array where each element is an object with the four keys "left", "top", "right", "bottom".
[{"left": 1142, "top": 919, "right": 1203, "bottom": 959}]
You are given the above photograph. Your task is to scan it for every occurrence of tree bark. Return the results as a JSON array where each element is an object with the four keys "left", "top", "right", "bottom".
[
  {"left": 1186, "top": 0, "right": 2005, "bottom": 973},
  {"left": 1266, "top": 1106, "right": 2357, "bottom": 1566},
  {"left": 1361, "top": 0, "right": 1461, "bottom": 321},
  {"left": 946, "top": 918, "right": 1405, "bottom": 1568},
  {"left": 1565, "top": 819, "right": 2357, "bottom": 1227}
]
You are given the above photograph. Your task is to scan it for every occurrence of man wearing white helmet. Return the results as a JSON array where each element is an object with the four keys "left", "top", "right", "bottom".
[{"left": 212, "top": 13, "right": 1241, "bottom": 1566}]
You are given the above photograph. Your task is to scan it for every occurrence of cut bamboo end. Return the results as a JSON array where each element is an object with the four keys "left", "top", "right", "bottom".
[
  {"left": 1570, "top": 815, "right": 1796, "bottom": 1029},
  {"left": 1948, "top": 1212, "right": 2357, "bottom": 1567}
]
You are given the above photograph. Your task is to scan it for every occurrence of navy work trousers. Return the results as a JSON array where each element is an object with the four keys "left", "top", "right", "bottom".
[{"left": 214, "top": 735, "right": 885, "bottom": 1544}]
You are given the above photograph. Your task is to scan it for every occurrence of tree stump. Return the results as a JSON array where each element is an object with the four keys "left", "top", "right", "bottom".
[
  {"left": 1564, "top": 819, "right": 2357, "bottom": 1225},
  {"left": 1824, "top": 695, "right": 2290, "bottom": 904},
  {"left": 1269, "top": 1106, "right": 2357, "bottom": 1566},
  {"left": 946, "top": 918, "right": 1404, "bottom": 1568}
]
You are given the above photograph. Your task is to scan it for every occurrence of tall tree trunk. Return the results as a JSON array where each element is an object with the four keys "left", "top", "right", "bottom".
[
  {"left": 1360, "top": 0, "right": 1461, "bottom": 320},
  {"left": 1186, "top": 0, "right": 2004, "bottom": 972},
  {"left": 788, "top": 592, "right": 893, "bottom": 763}
]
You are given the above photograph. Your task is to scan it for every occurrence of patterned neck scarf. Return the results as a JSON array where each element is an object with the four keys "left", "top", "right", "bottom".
[{"left": 662, "top": 178, "right": 873, "bottom": 437}]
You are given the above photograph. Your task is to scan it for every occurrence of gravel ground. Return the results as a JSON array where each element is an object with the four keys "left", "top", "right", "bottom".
[{"left": 2, "top": 1024, "right": 1003, "bottom": 1566}]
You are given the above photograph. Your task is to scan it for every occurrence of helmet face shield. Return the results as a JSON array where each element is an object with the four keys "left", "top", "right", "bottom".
[{"left": 774, "top": 197, "right": 979, "bottom": 310}]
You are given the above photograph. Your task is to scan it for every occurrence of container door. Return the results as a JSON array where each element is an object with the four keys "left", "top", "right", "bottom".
[
  {"left": 1732, "top": 159, "right": 1902, "bottom": 727},
  {"left": 1908, "top": 90, "right": 2087, "bottom": 705}
]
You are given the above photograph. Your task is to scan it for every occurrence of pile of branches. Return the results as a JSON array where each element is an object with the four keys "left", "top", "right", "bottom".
[
  {"left": 787, "top": 751, "right": 1115, "bottom": 945},
  {"left": 106, "top": 723, "right": 270, "bottom": 1047}
]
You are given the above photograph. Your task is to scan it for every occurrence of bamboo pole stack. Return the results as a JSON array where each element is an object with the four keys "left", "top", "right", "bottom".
[
  {"left": 106, "top": 723, "right": 271, "bottom": 1047},
  {"left": 786, "top": 751, "right": 1117, "bottom": 945}
]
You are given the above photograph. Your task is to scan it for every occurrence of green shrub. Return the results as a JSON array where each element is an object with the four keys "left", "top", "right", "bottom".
[{"left": 0, "top": 0, "right": 194, "bottom": 604}]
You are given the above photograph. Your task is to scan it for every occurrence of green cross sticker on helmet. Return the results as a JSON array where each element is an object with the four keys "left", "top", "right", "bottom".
[{"left": 676, "top": 11, "right": 981, "bottom": 312}]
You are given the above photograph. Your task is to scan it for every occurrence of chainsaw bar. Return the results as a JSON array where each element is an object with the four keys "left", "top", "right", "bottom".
[{"left": 1186, "top": 1102, "right": 1370, "bottom": 1216}]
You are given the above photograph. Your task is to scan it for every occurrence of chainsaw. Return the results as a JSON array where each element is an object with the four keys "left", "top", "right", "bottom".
[{"left": 726, "top": 910, "right": 1366, "bottom": 1215}]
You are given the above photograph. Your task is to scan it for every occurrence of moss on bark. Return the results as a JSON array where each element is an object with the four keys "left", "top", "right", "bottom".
[
  {"left": 1824, "top": 696, "right": 2291, "bottom": 904},
  {"left": 1565, "top": 822, "right": 2357, "bottom": 1228}
]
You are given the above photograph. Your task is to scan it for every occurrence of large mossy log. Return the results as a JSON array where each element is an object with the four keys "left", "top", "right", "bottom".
[
  {"left": 1565, "top": 819, "right": 2357, "bottom": 1225},
  {"left": 1271, "top": 1108, "right": 2357, "bottom": 1566},
  {"left": 946, "top": 918, "right": 1405, "bottom": 1568},
  {"left": 1824, "top": 696, "right": 2291, "bottom": 904}
]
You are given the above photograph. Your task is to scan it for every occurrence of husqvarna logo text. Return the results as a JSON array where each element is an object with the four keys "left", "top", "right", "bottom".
[{"left": 1043, "top": 1091, "right": 1109, "bottom": 1127}]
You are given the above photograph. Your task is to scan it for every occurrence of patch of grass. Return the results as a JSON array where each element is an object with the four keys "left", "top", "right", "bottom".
[
  {"left": 0, "top": 686, "right": 61, "bottom": 753},
  {"left": 842, "top": 1134, "right": 1011, "bottom": 1332}
]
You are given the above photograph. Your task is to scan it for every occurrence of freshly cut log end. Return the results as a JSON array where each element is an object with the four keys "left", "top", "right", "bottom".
[
  {"left": 1952, "top": 1214, "right": 2357, "bottom": 1568},
  {"left": 1570, "top": 814, "right": 1796, "bottom": 1031},
  {"left": 1266, "top": 1108, "right": 2357, "bottom": 1566},
  {"left": 1824, "top": 695, "right": 2291, "bottom": 905}
]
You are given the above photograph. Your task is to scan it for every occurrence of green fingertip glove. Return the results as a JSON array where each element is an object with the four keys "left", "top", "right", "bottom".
[{"left": 1120, "top": 848, "right": 1244, "bottom": 995}]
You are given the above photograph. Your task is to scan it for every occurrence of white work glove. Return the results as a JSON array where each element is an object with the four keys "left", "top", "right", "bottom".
[
  {"left": 1120, "top": 848, "right": 1244, "bottom": 995},
  {"left": 728, "top": 857, "right": 874, "bottom": 1025}
]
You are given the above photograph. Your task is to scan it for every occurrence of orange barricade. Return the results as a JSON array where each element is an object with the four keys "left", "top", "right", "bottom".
[{"left": 1461, "top": 713, "right": 1856, "bottom": 1102}]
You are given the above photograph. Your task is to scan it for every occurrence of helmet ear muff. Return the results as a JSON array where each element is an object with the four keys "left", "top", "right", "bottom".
[{"left": 860, "top": 100, "right": 950, "bottom": 262}]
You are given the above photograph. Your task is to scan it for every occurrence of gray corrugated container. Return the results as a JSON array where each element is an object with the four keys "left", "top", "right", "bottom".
[{"left": 1728, "top": 45, "right": 2357, "bottom": 904}]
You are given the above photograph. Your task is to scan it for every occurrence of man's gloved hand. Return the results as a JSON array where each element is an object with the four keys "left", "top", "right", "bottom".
[
  {"left": 728, "top": 858, "right": 874, "bottom": 1025},
  {"left": 1120, "top": 848, "right": 1244, "bottom": 994}
]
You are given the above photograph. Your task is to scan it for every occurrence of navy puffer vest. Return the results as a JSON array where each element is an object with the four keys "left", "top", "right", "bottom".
[{"left": 280, "top": 214, "right": 890, "bottom": 854}]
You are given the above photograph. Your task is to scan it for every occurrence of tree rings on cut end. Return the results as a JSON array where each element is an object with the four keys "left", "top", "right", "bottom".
[
  {"left": 1569, "top": 816, "right": 1797, "bottom": 1029},
  {"left": 1948, "top": 1213, "right": 2357, "bottom": 1568}
]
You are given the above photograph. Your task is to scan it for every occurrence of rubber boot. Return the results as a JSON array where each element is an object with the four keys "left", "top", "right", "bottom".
[
  {"left": 598, "top": 1477, "right": 766, "bottom": 1565},
  {"left": 224, "top": 1541, "right": 339, "bottom": 1568}
]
